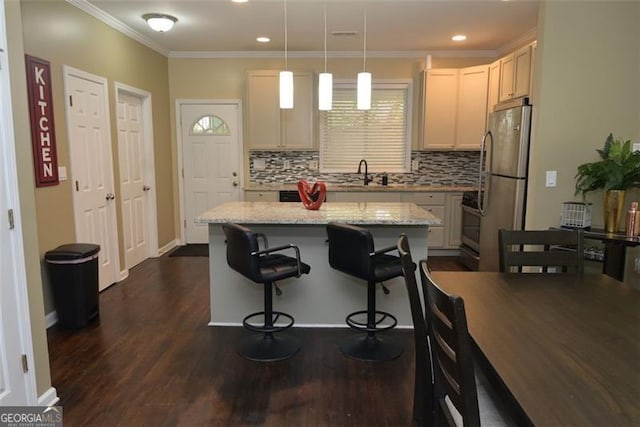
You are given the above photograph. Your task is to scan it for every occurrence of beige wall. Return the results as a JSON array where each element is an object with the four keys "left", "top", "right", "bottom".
[
  {"left": 5, "top": 0, "right": 52, "bottom": 399},
  {"left": 529, "top": 1, "right": 640, "bottom": 285},
  {"left": 19, "top": 1, "right": 175, "bottom": 313}
]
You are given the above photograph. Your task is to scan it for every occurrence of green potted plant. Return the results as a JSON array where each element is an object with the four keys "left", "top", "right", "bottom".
[{"left": 575, "top": 134, "right": 640, "bottom": 233}]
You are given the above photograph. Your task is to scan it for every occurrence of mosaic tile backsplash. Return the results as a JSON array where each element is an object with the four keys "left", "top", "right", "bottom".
[{"left": 249, "top": 151, "right": 480, "bottom": 186}]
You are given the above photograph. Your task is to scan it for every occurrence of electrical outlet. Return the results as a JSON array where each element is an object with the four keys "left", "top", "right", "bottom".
[
  {"left": 308, "top": 160, "right": 318, "bottom": 170},
  {"left": 253, "top": 159, "right": 266, "bottom": 170},
  {"left": 411, "top": 160, "right": 419, "bottom": 171},
  {"left": 283, "top": 160, "right": 291, "bottom": 169},
  {"left": 545, "top": 170, "right": 557, "bottom": 188}
]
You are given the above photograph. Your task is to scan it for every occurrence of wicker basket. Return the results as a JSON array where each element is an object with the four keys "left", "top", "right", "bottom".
[{"left": 560, "top": 202, "right": 592, "bottom": 229}]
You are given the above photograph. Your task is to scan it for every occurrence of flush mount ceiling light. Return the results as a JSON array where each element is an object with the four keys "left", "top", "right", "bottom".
[
  {"left": 452, "top": 34, "right": 467, "bottom": 42},
  {"left": 232, "top": 0, "right": 249, "bottom": 3},
  {"left": 143, "top": 13, "right": 177, "bottom": 32},
  {"left": 318, "top": 3, "right": 332, "bottom": 111},
  {"left": 256, "top": 36, "right": 270, "bottom": 43},
  {"left": 279, "top": 0, "right": 294, "bottom": 109},
  {"left": 357, "top": 6, "right": 371, "bottom": 110}
]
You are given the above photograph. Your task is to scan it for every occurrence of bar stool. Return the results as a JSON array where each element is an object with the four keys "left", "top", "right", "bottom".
[
  {"left": 222, "top": 223, "right": 311, "bottom": 362},
  {"left": 326, "top": 222, "right": 404, "bottom": 361}
]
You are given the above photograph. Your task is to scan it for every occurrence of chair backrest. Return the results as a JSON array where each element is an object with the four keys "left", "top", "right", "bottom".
[
  {"left": 397, "top": 235, "right": 434, "bottom": 427},
  {"left": 222, "top": 223, "right": 261, "bottom": 282},
  {"left": 419, "top": 260, "right": 480, "bottom": 427},
  {"left": 326, "top": 222, "right": 375, "bottom": 280},
  {"left": 498, "top": 229, "right": 584, "bottom": 273}
]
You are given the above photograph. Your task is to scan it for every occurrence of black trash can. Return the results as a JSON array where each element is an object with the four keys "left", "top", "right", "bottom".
[{"left": 45, "top": 243, "right": 100, "bottom": 329}]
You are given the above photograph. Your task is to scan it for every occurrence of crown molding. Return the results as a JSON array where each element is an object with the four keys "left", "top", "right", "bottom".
[
  {"left": 169, "top": 50, "right": 498, "bottom": 59},
  {"left": 66, "top": 0, "right": 169, "bottom": 57},
  {"left": 497, "top": 27, "right": 537, "bottom": 56}
]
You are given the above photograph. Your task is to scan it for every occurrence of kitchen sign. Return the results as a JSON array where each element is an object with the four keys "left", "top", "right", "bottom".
[{"left": 25, "top": 55, "right": 59, "bottom": 187}]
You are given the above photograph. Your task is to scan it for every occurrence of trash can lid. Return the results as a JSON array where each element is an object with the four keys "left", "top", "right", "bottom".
[{"left": 45, "top": 243, "right": 101, "bottom": 261}]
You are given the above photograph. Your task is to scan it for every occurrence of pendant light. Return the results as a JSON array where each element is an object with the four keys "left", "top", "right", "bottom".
[
  {"left": 279, "top": 0, "right": 294, "bottom": 109},
  {"left": 318, "top": 3, "right": 333, "bottom": 111},
  {"left": 357, "top": 5, "right": 371, "bottom": 110}
]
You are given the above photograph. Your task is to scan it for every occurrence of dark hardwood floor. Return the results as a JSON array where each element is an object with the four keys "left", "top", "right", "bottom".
[{"left": 47, "top": 254, "right": 467, "bottom": 426}]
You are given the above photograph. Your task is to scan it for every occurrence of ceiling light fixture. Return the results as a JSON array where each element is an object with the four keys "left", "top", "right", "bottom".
[
  {"left": 357, "top": 6, "right": 371, "bottom": 110},
  {"left": 452, "top": 34, "right": 467, "bottom": 42},
  {"left": 142, "top": 13, "right": 177, "bottom": 32},
  {"left": 279, "top": 0, "right": 293, "bottom": 109},
  {"left": 232, "top": 0, "right": 249, "bottom": 3},
  {"left": 318, "top": 3, "right": 332, "bottom": 111},
  {"left": 256, "top": 36, "right": 270, "bottom": 43}
]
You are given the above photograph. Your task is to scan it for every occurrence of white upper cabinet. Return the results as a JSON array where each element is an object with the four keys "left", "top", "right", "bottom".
[
  {"left": 422, "top": 69, "right": 459, "bottom": 150},
  {"left": 422, "top": 65, "right": 488, "bottom": 151},
  {"left": 246, "top": 70, "right": 315, "bottom": 150},
  {"left": 487, "top": 59, "right": 501, "bottom": 123},
  {"left": 498, "top": 44, "right": 532, "bottom": 102}
]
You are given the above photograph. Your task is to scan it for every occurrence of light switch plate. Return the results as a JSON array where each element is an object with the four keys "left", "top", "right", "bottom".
[
  {"left": 545, "top": 170, "right": 557, "bottom": 188},
  {"left": 253, "top": 159, "right": 266, "bottom": 170},
  {"left": 308, "top": 160, "right": 318, "bottom": 170},
  {"left": 632, "top": 142, "right": 640, "bottom": 153},
  {"left": 58, "top": 166, "right": 67, "bottom": 181}
]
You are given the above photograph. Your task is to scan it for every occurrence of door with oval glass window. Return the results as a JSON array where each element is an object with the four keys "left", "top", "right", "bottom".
[{"left": 180, "top": 103, "right": 242, "bottom": 243}]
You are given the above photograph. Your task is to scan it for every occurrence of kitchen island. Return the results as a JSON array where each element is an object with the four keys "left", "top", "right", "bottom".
[{"left": 195, "top": 201, "right": 441, "bottom": 327}]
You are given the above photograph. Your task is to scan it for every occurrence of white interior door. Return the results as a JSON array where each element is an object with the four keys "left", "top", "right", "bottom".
[
  {"left": 0, "top": 1, "right": 36, "bottom": 403},
  {"left": 65, "top": 67, "right": 119, "bottom": 290},
  {"left": 181, "top": 103, "right": 242, "bottom": 243},
  {"left": 117, "top": 92, "right": 149, "bottom": 268}
]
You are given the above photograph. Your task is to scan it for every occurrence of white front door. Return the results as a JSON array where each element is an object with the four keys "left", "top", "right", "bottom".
[
  {"left": 64, "top": 67, "right": 119, "bottom": 290},
  {"left": 180, "top": 103, "right": 242, "bottom": 243},
  {"left": 117, "top": 92, "right": 149, "bottom": 268},
  {"left": 0, "top": 0, "right": 35, "bottom": 403}
]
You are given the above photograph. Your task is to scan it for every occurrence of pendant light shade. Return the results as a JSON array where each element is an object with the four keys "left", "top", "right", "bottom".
[
  {"left": 279, "top": 71, "right": 294, "bottom": 109},
  {"left": 279, "top": 0, "right": 294, "bottom": 109},
  {"left": 319, "top": 73, "right": 333, "bottom": 111},
  {"left": 357, "top": 7, "right": 371, "bottom": 110},
  {"left": 318, "top": 4, "right": 333, "bottom": 111},
  {"left": 357, "top": 72, "right": 371, "bottom": 110}
]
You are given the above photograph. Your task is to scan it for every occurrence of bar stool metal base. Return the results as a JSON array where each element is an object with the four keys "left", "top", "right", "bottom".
[
  {"left": 237, "top": 332, "right": 301, "bottom": 362},
  {"left": 340, "top": 333, "right": 403, "bottom": 362}
]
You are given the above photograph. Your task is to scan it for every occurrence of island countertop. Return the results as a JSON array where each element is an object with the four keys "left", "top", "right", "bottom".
[{"left": 195, "top": 201, "right": 442, "bottom": 226}]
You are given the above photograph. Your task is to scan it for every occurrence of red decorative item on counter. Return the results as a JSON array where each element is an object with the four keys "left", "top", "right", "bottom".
[{"left": 297, "top": 180, "right": 326, "bottom": 210}]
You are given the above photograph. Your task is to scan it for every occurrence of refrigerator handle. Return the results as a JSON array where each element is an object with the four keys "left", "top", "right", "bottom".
[{"left": 478, "top": 130, "right": 492, "bottom": 216}]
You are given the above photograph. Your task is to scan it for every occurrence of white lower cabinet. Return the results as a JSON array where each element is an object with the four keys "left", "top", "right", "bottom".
[
  {"left": 243, "top": 191, "right": 278, "bottom": 202},
  {"left": 402, "top": 192, "right": 462, "bottom": 249}
]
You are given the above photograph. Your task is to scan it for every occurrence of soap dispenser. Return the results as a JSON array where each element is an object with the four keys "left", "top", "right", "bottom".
[{"left": 381, "top": 173, "right": 388, "bottom": 186}]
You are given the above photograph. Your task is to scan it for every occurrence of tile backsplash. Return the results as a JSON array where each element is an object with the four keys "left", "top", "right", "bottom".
[{"left": 249, "top": 151, "right": 480, "bottom": 186}]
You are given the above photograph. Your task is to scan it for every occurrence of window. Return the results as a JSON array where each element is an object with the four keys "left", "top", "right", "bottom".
[
  {"left": 320, "top": 80, "right": 412, "bottom": 173},
  {"left": 190, "top": 115, "right": 230, "bottom": 136}
]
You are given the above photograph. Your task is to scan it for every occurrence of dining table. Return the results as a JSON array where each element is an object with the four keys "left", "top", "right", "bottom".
[{"left": 429, "top": 271, "right": 640, "bottom": 426}]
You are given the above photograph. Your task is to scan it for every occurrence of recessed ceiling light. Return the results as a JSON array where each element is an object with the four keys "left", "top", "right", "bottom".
[
  {"left": 452, "top": 34, "right": 467, "bottom": 42},
  {"left": 256, "top": 37, "right": 270, "bottom": 43},
  {"left": 142, "top": 13, "right": 177, "bottom": 32},
  {"left": 232, "top": 0, "right": 249, "bottom": 3}
]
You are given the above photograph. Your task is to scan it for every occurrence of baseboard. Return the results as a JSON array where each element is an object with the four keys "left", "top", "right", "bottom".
[
  {"left": 38, "top": 386, "right": 59, "bottom": 406},
  {"left": 428, "top": 249, "right": 460, "bottom": 257},
  {"left": 45, "top": 311, "right": 58, "bottom": 329},
  {"left": 158, "top": 239, "right": 179, "bottom": 256}
]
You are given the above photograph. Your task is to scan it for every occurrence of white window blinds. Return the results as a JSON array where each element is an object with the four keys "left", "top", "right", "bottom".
[{"left": 320, "top": 81, "right": 412, "bottom": 173}]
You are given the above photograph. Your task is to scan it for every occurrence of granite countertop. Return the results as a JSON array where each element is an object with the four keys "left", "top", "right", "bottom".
[
  {"left": 245, "top": 184, "right": 477, "bottom": 193},
  {"left": 195, "top": 201, "right": 442, "bottom": 225}
]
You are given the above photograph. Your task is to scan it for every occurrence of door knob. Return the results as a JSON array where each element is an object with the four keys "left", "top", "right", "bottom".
[
  {"left": 106, "top": 193, "right": 115, "bottom": 200},
  {"left": 232, "top": 172, "right": 237, "bottom": 177},
  {"left": 143, "top": 185, "right": 151, "bottom": 191},
  {"left": 232, "top": 181, "right": 239, "bottom": 187}
]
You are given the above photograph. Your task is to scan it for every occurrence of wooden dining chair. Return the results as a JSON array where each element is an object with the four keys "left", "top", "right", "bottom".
[
  {"left": 397, "top": 234, "right": 433, "bottom": 426},
  {"left": 498, "top": 228, "right": 584, "bottom": 273}
]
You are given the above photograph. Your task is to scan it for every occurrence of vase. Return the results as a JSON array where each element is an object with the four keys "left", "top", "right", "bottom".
[{"left": 604, "top": 190, "right": 625, "bottom": 233}]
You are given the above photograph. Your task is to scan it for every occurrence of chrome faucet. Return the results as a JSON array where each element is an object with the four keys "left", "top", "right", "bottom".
[{"left": 357, "top": 159, "right": 373, "bottom": 186}]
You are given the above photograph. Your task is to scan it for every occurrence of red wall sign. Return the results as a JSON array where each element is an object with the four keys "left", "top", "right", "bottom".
[{"left": 25, "top": 55, "right": 59, "bottom": 187}]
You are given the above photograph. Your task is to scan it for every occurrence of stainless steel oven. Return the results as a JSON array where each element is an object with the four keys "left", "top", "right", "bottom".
[{"left": 459, "top": 192, "right": 481, "bottom": 270}]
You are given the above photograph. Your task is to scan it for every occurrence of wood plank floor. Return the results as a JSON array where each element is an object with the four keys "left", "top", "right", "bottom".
[{"left": 47, "top": 255, "right": 467, "bottom": 426}]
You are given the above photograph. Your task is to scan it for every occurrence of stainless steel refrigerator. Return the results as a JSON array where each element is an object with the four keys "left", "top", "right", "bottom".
[{"left": 478, "top": 98, "right": 532, "bottom": 271}]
